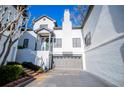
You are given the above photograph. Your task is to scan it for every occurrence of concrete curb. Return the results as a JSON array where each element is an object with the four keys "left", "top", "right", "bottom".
[
  {"left": 15, "top": 72, "right": 43, "bottom": 87},
  {"left": 15, "top": 77, "right": 36, "bottom": 87}
]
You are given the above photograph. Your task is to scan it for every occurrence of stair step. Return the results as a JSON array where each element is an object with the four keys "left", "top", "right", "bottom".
[
  {"left": 26, "top": 71, "right": 35, "bottom": 75},
  {"left": 24, "top": 69, "right": 32, "bottom": 72},
  {"left": 23, "top": 68, "right": 31, "bottom": 70},
  {"left": 23, "top": 67, "right": 38, "bottom": 76}
]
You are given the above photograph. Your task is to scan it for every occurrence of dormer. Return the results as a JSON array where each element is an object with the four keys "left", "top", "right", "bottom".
[{"left": 33, "top": 16, "right": 57, "bottom": 30}]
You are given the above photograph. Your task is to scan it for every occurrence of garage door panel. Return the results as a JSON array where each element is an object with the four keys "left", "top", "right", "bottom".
[{"left": 53, "top": 56, "right": 83, "bottom": 71}]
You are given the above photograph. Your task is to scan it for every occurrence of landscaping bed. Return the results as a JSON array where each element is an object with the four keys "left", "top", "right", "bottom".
[
  {"left": 22, "top": 62, "right": 43, "bottom": 72},
  {"left": 0, "top": 64, "right": 25, "bottom": 86},
  {"left": 0, "top": 62, "right": 44, "bottom": 87}
]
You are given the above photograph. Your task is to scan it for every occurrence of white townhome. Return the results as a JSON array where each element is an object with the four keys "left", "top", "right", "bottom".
[{"left": 16, "top": 9, "right": 84, "bottom": 70}]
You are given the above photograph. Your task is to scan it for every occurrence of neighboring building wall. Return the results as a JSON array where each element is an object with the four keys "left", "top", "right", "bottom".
[{"left": 83, "top": 5, "right": 124, "bottom": 86}]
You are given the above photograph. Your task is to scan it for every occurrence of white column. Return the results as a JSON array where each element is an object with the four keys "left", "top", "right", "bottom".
[
  {"left": 48, "top": 33, "right": 51, "bottom": 51},
  {"left": 48, "top": 33, "right": 52, "bottom": 69}
]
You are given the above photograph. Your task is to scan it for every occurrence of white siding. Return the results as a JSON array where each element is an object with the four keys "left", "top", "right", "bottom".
[{"left": 33, "top": 17, "right": 55, "bottom": 30}]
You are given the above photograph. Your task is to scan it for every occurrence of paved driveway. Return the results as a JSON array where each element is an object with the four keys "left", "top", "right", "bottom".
[{"left": 25, "top": 68, "right": 116, "bottom": 87}]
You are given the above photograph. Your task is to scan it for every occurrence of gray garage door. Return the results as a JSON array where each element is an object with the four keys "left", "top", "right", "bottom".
[{"left": 53, "top": 56, "right": 83, "bottom": 71}]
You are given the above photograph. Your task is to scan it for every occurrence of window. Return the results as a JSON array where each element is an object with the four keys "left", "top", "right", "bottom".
[
  {"left": 43, "top": 18, "right": 46, "bottom": 21},
  {"left": 23, "top": 39, "right": 29, "bottom": 48},
  {"left": 40, "top": 24, "right": 48, "bottom": 29},
  {"left": 42, "top": 38, "right": 49, "bottom": 51},
  {"left": 85, "top": 32, "right": 91, "bottom": 46},
  {"left": 73, "top": 38, "right": 81, "bottom": 48},
  {"left": 54, "top": 38, "right": 62, "bottom": 48},
  {"left": 4, "top": 7, "right": 8, "bottom": 11}
]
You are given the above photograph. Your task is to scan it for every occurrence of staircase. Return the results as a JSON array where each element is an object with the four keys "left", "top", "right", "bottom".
[{"left": 23, "top": 67, "right": 40, "bottom": 77}]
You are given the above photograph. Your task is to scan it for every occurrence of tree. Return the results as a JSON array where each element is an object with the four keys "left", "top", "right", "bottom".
[
  {"left": 0, "top": 5, "right": 31, "bottom": 65},
  {"left": 70, "top": 5, "right": 89, "bottom": 26}
]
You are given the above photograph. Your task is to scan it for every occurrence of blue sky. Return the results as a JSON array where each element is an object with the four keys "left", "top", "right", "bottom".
[{"left": 28, "top": 5, "right": 88, "bottom": 28}]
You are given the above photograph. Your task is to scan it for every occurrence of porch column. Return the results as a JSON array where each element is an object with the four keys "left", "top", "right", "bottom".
[
  {"left": 48, "top": 33, "right": 51, "bottom": 51},
  {"left": 48, "top": 33, "right": 52, "bottom": 69},
  {"left": 36, "top": 34, "right": 40, "bottom": 50}
]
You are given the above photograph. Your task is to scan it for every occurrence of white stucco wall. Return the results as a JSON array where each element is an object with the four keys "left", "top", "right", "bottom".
[
  {"left": 37, "top": 51, "right": 50, "bottom": 68},
  {"left": 16, "top": 31, "right": 38, "bottom": 64},
  {"left": 53, "top": 30, "right": 63, "bottom": 54},
  {"left": 53, "top": 29, "right": 83, "bottom": 55},
  {"left": 83, "top": 5, "right": 124, "bottom": 86},
  {"left": 18, "top": 31, "right": 37, "bottom": 51},
  {"left": 72, "top": 29, "right": 84, "bottom": 54},
  {"left": 16, "top": 49, "right": 36, "bottom": 64},
  {"left": 53, "top": 10, "right": 83, "bottom": 55}
]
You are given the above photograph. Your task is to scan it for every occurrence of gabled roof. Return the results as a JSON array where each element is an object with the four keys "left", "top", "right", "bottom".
[
  {"left": 35, "top": 27, "right": 53, "bottom": 33},
  {"left": 35, "top": 27, "right": 55, "bottom": 36},
  {"left": 34, "top": 15, "right": 55, "bottom": 23},
  {"left": 33, "top": 15, "right": 58, "bottom": 27}
]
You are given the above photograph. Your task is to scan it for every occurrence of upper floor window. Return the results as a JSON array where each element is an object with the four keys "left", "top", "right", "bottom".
[
  {"left": 40, "top": 24, "right": 48, "bottom": 29},
  {"left": 85, "top": 32, "right": 91, "bottom": 46},
  {"left": 23, "top": 39, "right": 29, "bottom": 48},
  {"left": 54, "top": 38, "right": 62, "bottom": 48},
  {"left": 43, "top": 18, "right": 46, "bottom": 21},
  {"left": 72, "top": 38, "right": 81, "bottom": 48}
]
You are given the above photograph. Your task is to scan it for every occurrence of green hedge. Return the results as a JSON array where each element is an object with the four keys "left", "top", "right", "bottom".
[
  {"left": 0, "top": 65, "right": 24, "bottom": 86},
  {"left": 7, "top": 62, "right": 21, "bottom": 65}
]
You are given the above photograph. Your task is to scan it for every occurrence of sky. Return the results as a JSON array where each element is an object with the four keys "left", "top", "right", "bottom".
[{"left": 27, "top": 5, "right": 89, "bottom": 28}]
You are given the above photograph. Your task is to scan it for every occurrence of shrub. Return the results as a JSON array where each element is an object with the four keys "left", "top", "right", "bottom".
[
  {"left": 22, "top": 62, "right": 43, "bottom": 72},
  {"left": 18, "top": 46, "right": 24, "bottom": 49},
  {"left": 0, "top": 65, "right": 24, "bottom": 86},
  {"left": 7, "top": 62, "right": 21, "bottom": 65}
]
